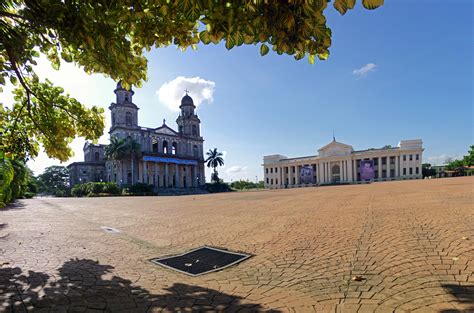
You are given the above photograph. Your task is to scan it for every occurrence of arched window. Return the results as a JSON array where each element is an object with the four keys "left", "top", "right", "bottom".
[
  {"left": 163, "top": 140, "right": 168, "bottom": 154},
  {"left": 192, "top": 125, "right": 197, "bottom": 136},
  {"left": 125, "top": 112, "right": 132, "bottom": 126},
  {"left": 152, "top": 139, "right": 158, "bottom": 152},
  {"left": 94, "top": 152, "right": 100, "bottom": 161},
  {"left": 172, "top": 142, "right": 178, "bottom": 155},
  {"left": 193, "top": 145, "right": 198, "bottom": 157}
]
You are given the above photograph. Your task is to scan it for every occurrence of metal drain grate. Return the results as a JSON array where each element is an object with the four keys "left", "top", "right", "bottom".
[{"left": 150, "top": 246, "right": 251, "bottom": 276}]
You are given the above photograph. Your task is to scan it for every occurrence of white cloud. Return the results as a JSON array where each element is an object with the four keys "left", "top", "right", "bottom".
[
  {"left": 226, "top": 165, "right": 248, "bottom": 174},
  {"left": 157, "top": 76, "right": 215, "bottom": 112},
  {"left": 426, "top": 154, "right": 463, "bottom": 165},
  {"left": 353, "top": 63, "right": 376, "bottom": 77}
]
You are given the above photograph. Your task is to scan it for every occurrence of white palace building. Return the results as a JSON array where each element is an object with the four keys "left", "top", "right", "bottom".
[{"left": 263, "top": 138, "right": 423, "bottom": 189}]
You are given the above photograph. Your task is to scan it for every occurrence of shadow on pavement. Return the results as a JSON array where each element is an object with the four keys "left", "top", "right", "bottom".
[
  {"left": 1, "top": 201, "right": 26, "bottom": 211},
  {"left": 441, "top": 283, "right": 474, "bottom": 312},
  {"left": 0, "top": 258, "right": 278, "bottom": 312}
]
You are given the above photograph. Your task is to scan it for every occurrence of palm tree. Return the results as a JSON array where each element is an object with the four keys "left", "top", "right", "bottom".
[
  {"left": 105, "top": 137, "right": 127, "bottom": 185},
  {"left": 126, "top": 138, "right": 141, "bottom": 184},
  {"left": 205, "top": 148, "right": 224, "bottom": 183}
]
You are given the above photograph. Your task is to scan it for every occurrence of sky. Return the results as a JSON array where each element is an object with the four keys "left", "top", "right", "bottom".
[{"left": 9, "top": 1, "right": 473, "bottom": 181}]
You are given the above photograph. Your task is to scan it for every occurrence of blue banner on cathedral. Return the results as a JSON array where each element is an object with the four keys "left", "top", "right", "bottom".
[{"left": 143, "top": 156, "right": 198, "bottom": 165}]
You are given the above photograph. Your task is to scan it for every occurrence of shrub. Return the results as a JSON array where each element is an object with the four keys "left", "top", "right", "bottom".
[
  {"left": 71, "top": 182, "right": 121, "bottom": 197},
  {"left": 123, "top": 183, "right": 155, "bottom": 196},
  {"left": 205, "top": 182, "right": 232, "bottom": 193},
  {"left": 23, "top": 192, "right": 35, "bottom": 199}
]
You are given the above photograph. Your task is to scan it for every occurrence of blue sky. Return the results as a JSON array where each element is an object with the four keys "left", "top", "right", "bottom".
[{"left": 24, "top": 1, "right": 473, "bottom": 181}]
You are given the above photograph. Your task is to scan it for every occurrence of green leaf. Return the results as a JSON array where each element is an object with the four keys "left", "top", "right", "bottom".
[
  {"left": 333, "top": 0, "right": 356, "bottom": 15},
  {"left": 225, "top": 36, "right": 235, "bottom": 49},
  {"left": 10, "top": 76, "right": 18, "bottom": 86},
  {"left": 362, "top": 0, "right": 384, "bottom": 10},
  {"left": 260, "top": 44, "right": 269, "bottom": 56}
]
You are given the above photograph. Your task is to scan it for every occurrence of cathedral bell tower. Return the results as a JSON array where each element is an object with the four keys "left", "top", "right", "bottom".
[
  {"left": 109, "top": 81, "right": 139, "bottom": 130},
  {"left": 176, "top": 91, "right": 201, "bottom": 137}
]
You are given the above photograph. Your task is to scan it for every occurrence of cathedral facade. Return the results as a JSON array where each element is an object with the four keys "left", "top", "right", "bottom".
[{"left": 68, "top": 82, "right": 206, "bottom": 189}]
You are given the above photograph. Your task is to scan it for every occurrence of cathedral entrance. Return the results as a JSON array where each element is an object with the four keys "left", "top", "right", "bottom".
[{"left": 332, "top": 164, "right": 341, "bottom": 183}]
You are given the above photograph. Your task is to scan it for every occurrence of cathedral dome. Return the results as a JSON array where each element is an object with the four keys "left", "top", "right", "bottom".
[{"left": 180, "top": 94, "right": 195, "bottom": 107}]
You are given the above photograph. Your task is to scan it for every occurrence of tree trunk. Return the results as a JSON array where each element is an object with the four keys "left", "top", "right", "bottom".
[{"left": 131, "top": 156, "right": 134, "bottom": 185}]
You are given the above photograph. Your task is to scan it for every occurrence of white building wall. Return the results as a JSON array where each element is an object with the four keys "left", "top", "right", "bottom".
[{"left": 263, "top": 139, "right": 423, "bottom": 189}]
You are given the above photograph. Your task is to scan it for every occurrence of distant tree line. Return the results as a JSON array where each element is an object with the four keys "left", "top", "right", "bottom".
[
  {"left": 230, "top": 180, "right": 265, "bottom": 191},
  {"left": 445, "top": 145, "right": 474, "bottom": 170},
  {"left": 422, "top": 145, "right": 474, "bottom": 178}
]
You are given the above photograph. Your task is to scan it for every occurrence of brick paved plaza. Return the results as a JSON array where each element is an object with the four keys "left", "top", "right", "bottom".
[{"left": 1, "top": 177, "right": 473, "bottom": 312}]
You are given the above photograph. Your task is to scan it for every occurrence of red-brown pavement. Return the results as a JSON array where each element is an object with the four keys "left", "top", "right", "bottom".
[{"left": 0, "top": 177, "right": 473, "bottom": 312}]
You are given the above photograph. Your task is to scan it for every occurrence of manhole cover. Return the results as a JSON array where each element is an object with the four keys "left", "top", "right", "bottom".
[{"left": 150, "top": 246, "right": 251, "bottom": 276}]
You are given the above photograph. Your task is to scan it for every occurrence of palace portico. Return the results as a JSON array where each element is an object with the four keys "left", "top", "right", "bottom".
[{"left": 263, "top": 138, "right": 423, "bottom": 189}]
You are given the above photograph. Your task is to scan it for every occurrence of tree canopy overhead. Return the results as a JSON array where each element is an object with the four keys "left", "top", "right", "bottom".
[{"left": 0, "top": 0, "right": 383, "bottom": 161}]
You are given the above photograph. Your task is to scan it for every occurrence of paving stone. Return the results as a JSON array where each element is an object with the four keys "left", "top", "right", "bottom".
[{"left": 0, "top": 177, "right": 472, "bottom": 311}]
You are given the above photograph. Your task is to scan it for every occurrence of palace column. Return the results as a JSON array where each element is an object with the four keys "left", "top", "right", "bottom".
[
  {"left": 289, "top": 166, "right": 293, "bottom": 186},
  {"left": 395, "top": 155, "right": 399, "bottom": 178},
  {"left": 322, "top": 163, "right": 325, "bottom": 182},
  {"left": 378, "top": 157, "right": 382, "bottom": 180},
  {"left": 339, "top": 160, "right": 343, "bottom": 182},
  {"left": 348, "top": 159, "right": 353, "bottom": 182},
  {"left": 279, "top": 166, "right": 283, "bottom": 188},
  {"left": 387, "top": 157, "right": 391, "bottom": 179}
]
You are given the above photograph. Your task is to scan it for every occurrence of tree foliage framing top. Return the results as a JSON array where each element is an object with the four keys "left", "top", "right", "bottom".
[{"left": 0, "top": 0, "right": 383, "bottom": 162}]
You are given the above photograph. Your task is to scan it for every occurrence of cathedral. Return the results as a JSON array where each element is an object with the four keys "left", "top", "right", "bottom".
[{"left": 68, "top": 82, "right": 206, "bottom": 190}]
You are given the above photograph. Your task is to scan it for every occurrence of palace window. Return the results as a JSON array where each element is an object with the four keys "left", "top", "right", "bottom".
[
  {"left": 390, "top": 169, "right": 395, "bottom": 177},
  {"left": 403, "top": 155, "right": 406, "bottom": 161},
  {"left": 285, "top": 167, "right": 289, "bottom": 174},
  {"left": 163, "top": 141, "right": 168, "bottom": 154},
  {"left": 125, "top": 112, "right": 132, "bottom": 126},
  {"left": 266, "top": 178, "right": 269, "bottom": 184},
  {"left": 390, "top": 156, "right": 395, "bottom": 165},
  {"left": 271, "top": 179, "right": 273, "bottom": 185},
  {"left": 415, "top": 167, "right": 419, "bottom": 174},
  {"left": 382, "top": 157, "right": 387, "bottom": 165},
  {"left": 270, "top": 168, "right": 273, "bottom": 173},
  {"left": 192, "top": 125, "right": 197, "bottom": 136},
  {"left": 172, "top": 142, "right": 178, "bottom": 155},
  {"left": 292, "top": 166, "right": 295, "bottom": 173},
  {"left": 409, "top": 167, "right": 413, "bottom": 175},
  {"left": 416, "top": 154, "right": 419, "bottom": 160},
  {"left": 94, "top": 152, "right": 100, "bottom": 161},
  {"left": 265, "top": 168, "right": 268, "bottom": 174},
  {"left": 193, "top": 145, "right": 198, "bottom": 157},
  {"left": 275, "top": 168, "right": 278, "bottom": 173},
  {"left": 275, "top": 179, "right": 278, "bottom": 185},
  {"left": 403, "top": 168, "right": 407, "bottom": 175},
  {"left": 374, "top": 158, "right": 378, "bottom": 166},
  {"left": 409, "top": 154, "right": 413, "bottom": 161},
  {"left": 152, "top": 139, "right": 158, "bottom": 152},
  {"left": 179, "top": 126, "right": 183, "bottom": 133}
]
